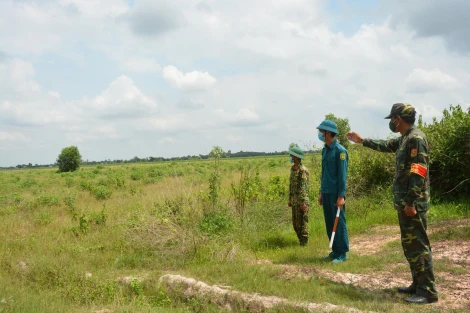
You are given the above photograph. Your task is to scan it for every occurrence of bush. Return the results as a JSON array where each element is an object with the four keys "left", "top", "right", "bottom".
[
  {"left": 419, "top": 104, "right": 470, "bottom": 197},
  {"left": 347, "top": 145, "right": 395, "bottom": 196},
  {"left": 57, "top": 146, "right": 82, "bottom": 172}
]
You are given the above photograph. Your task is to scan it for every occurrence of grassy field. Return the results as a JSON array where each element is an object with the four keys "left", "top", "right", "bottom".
[{"left": 0, "top": 155, "right": 469, "bottom": 313}]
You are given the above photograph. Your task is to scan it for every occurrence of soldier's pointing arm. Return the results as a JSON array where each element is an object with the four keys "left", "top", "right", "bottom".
[{"left": 363, "top": 138, "right": 400, "bottom": 153}]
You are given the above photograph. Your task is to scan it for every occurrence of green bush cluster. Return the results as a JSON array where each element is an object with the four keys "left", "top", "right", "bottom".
[{"left": 419, "top": 104, "right": 470, "bottom": 198}]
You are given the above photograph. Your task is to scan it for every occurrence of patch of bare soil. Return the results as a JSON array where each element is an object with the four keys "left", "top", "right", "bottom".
[
  {"left": 276, "top": 219, "right": 470, "bottom": 311},
  {"left": 159, "top": 274, "right": 375, "bottom": 313}
]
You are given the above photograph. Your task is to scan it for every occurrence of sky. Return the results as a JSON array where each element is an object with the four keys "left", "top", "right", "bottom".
[{"left": 1, "top": 0, "right": 469, "bottom": 167}]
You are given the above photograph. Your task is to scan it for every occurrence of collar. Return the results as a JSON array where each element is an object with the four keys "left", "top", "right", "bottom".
[
  {"left": 404, "top": 127, "right": 414, "bottom": 137},
  {"left": 325, "top": 139, "right": 338, "bottom": 149}
]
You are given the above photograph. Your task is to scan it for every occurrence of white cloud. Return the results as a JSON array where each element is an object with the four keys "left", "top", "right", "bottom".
[
  {"left": 158, "top": 137, "right": 177, "bottom": 144},
  {"left": 355, "top": 98, "right": 378, "bottom": 109},
  {"left": 79, "top": 75, "right": 158, "bottom": 118},
  {"left": 59, "top": 0, "right": 129, "bottom": 18},
  {"left": 405, "top": 68, "right": 460, "bottom": 93},
  {"left": 236, "top": 108, "right": 260, "bottom": 123},
  {"left": 48, "top": 91, "right": 61, "bottom": 99},
  {"left": 120, "top": 57, "right": 161, "bottom": 73},
  {"left": 1, "top": 1, "right": 470, "bottom": 166},
  {"left": 162, "top": 65, "right": 217, "bottom": 91},
  {"left": 226, "top": 135, "right": 242, "bottom": 142},
  {"left": 136, "top": 114, "right": 191, "bottom": 133},
  {"left": 213, "top": 108, "right": 262, "bottom": 126},
  {"left": 0, "top": 131, "right": 28, "bottom": 142}
]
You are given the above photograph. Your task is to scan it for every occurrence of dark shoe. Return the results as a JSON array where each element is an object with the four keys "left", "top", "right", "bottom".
[
  {"left": 404, "top": 295, "right": 438, "bottom": 304},
  {"left": 397, "top": 284, "right": 417, "bottom": 294},
  {"left": 332, "top": 253, "right": 348, "bottom": 263},
  {"left": 324, "top": 252, "right": 335, "bottom": 260}
]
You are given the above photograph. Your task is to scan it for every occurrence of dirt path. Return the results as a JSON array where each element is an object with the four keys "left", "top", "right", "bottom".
[{"left": 274, "top": 219, "right": 470, "bottom": 311}]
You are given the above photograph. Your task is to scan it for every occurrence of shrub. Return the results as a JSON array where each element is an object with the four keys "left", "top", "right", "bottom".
[
  {"left": 199, "top": 210, "right": 234, "bottom": 236},
  {"left": 92, "top": 186, "right": 111, "bottom": 200},
  {"left": 57, "top": 146, "right": 82, "bottom": 172},
  {"left": 347, "top": 145, "right": 395, "bottom": 196},
  {"left": 419, "top": 104, "right": 470, "bottom": 197}
]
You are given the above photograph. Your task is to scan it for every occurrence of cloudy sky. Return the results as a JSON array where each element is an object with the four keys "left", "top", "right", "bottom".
[{"left": 1, "top": 0, "right": 469, "bottom": 166}]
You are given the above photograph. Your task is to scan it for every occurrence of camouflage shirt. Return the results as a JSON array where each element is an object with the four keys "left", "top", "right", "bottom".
[
  {"left": 289, "top": 162, "right": 310, "bottom": 206},
  {"left": 363, "top": 127, "right": 430, "bottom": 211}
]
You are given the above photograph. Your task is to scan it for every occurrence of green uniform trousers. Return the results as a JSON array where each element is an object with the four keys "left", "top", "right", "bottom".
[
  {"left": 398, "top": 210, "right": 438, "bottom": 299},
  {"left": 292, "top": 205, "right": 308, "bottom": 245}
]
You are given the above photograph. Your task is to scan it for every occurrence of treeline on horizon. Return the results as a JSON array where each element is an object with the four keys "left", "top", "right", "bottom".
[{"left": 1, "top": 149, "right": 319, "bottom": 170}]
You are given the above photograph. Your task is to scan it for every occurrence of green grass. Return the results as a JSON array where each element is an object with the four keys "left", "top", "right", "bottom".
[{"left": 0, "top": 156, "right": 468, "bottom": 313}]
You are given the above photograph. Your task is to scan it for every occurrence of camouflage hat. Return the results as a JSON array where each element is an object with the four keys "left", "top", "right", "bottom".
[
  {"left": 288, "top": 144, "right": 304, "bottom": 159},
  {"left": 384, "top": 103, "right": 416, "bottom": 119},
  {"left": 316, "top": 120, "right": 339, "bottom": 134}
]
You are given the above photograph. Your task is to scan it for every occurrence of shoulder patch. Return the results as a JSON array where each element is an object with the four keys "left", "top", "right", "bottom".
[
  {"left": 340, "top": 152, "right": 346, "bottom": 160},
  {"left": 411, "top": 148, "right": 417, "bottom": 158}
]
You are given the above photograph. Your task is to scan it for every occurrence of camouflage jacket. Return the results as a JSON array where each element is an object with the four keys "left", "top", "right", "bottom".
[
  {"left": 289, "top": 163, "right": 310, "bottom": 207},
  {"left": 363, "top": 127, "right": 430, "bottom": 211}
]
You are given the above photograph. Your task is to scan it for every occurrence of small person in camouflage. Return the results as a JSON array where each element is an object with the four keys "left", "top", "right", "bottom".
[
  {"left": 347, "top": 103, "right": 438, "bottom": 304},
  {"left": 288, "top": 144, "right": 310, "bottom": 246}
]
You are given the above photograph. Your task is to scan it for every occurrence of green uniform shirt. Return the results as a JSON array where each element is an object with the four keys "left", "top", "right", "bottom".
[
  {"left": 289, "top": 162, "right": 310, "bottom": 206},
  {"left": 363, "top": 127, "right": 430, "bottom": 211},
  {"left": 320, "top": 140, "right": 348, "bottom": 197}
]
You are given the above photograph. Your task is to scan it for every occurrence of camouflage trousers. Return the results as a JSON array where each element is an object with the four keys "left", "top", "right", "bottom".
[
  {"left": 398, "top": 210, "right": 438, "bottom": 299},
  {"left": 292, "top": 205, "right": 308, "bottom": 245}
]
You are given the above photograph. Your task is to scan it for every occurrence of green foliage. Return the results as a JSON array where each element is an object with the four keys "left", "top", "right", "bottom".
[
  {"left": 57, "top": 146, "right": 82, "bottom": 172},
  {"left": 92, "top": 185, "right": 112, "bottom": 200},
  {"left": 347, "top": 145, "right": 395, "bottom": 196},
  {"left": 207, "top": 146, "right": 226, "bottom": 210},
  {"left": 199, "top": 210, "right": 234, "bottom": 235},
  {"left": 419, "top": 104, "right": 470, "bottom": 197},
  {"left": 0, "top": 151, "right": 468, "bottom": 313},
  {"left": 263, "top": 175, "right": 288, "bottom": 201},
  {"left": 325, "top": 113, "right": 351, "bottom": 149},
  {"left": 36, "top": 193, "right": 60, "bottom": 206},
  {"left": 130, "top": 168, "right": 144, "bottom": 181},
  {"left": 207, "top": 173, "right": 221, "bottom": 209},
  {"left": 230, "top": 162, "right": 261, "bottom": 215}
]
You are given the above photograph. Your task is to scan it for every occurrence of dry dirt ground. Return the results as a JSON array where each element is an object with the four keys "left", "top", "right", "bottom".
[
  {"left": 156, "top": 220, "right": 469, "bottom": 313},
  {"left": 271, "top": 219, "right": 470, "bottom": 312}
]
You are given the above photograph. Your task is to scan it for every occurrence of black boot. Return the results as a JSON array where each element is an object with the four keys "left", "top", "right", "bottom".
[
  {"left": 397, "top": 284, "right": 417, "bottom": 294},
  {"left": 404, "top": 294, "right": 438, "bottom": 304}
]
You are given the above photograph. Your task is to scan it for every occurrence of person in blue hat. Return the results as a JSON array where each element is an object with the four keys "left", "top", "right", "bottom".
[{"left": 316, "top": 120, "right": 349, "bottom": 263}]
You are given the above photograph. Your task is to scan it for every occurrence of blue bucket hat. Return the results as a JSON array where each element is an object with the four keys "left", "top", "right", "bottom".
[{"left": 316, "top": 120, "right": 339, "bottom": 134}]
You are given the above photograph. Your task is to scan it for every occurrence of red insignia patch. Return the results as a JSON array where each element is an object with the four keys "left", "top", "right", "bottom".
[
  {"left": 410, "top": 163, "right": 427, "bottom": 178},
  {"left": 410, "top": 148, "right": 418, "bottom": 158}
]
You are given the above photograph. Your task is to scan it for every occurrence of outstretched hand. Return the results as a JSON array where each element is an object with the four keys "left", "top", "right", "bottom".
[{"left": 346, "top": 132, "right": 363, "bottom": 144}]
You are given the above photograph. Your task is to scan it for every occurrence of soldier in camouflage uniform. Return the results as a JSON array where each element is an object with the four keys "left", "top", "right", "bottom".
[
  {"left": 288, "top": 144, "right": 310, "bottom": 246},
  {"left": 347, "top": 103, "right": 438, "bottom": 304}
]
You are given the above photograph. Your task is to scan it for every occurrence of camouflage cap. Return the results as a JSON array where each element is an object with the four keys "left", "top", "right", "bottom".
[
  {"left": 288, "top": 144, "right": 304, "bottom": 159},
  {"left": 384, "top": 103, "right": 416, "bottom": 119}
]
